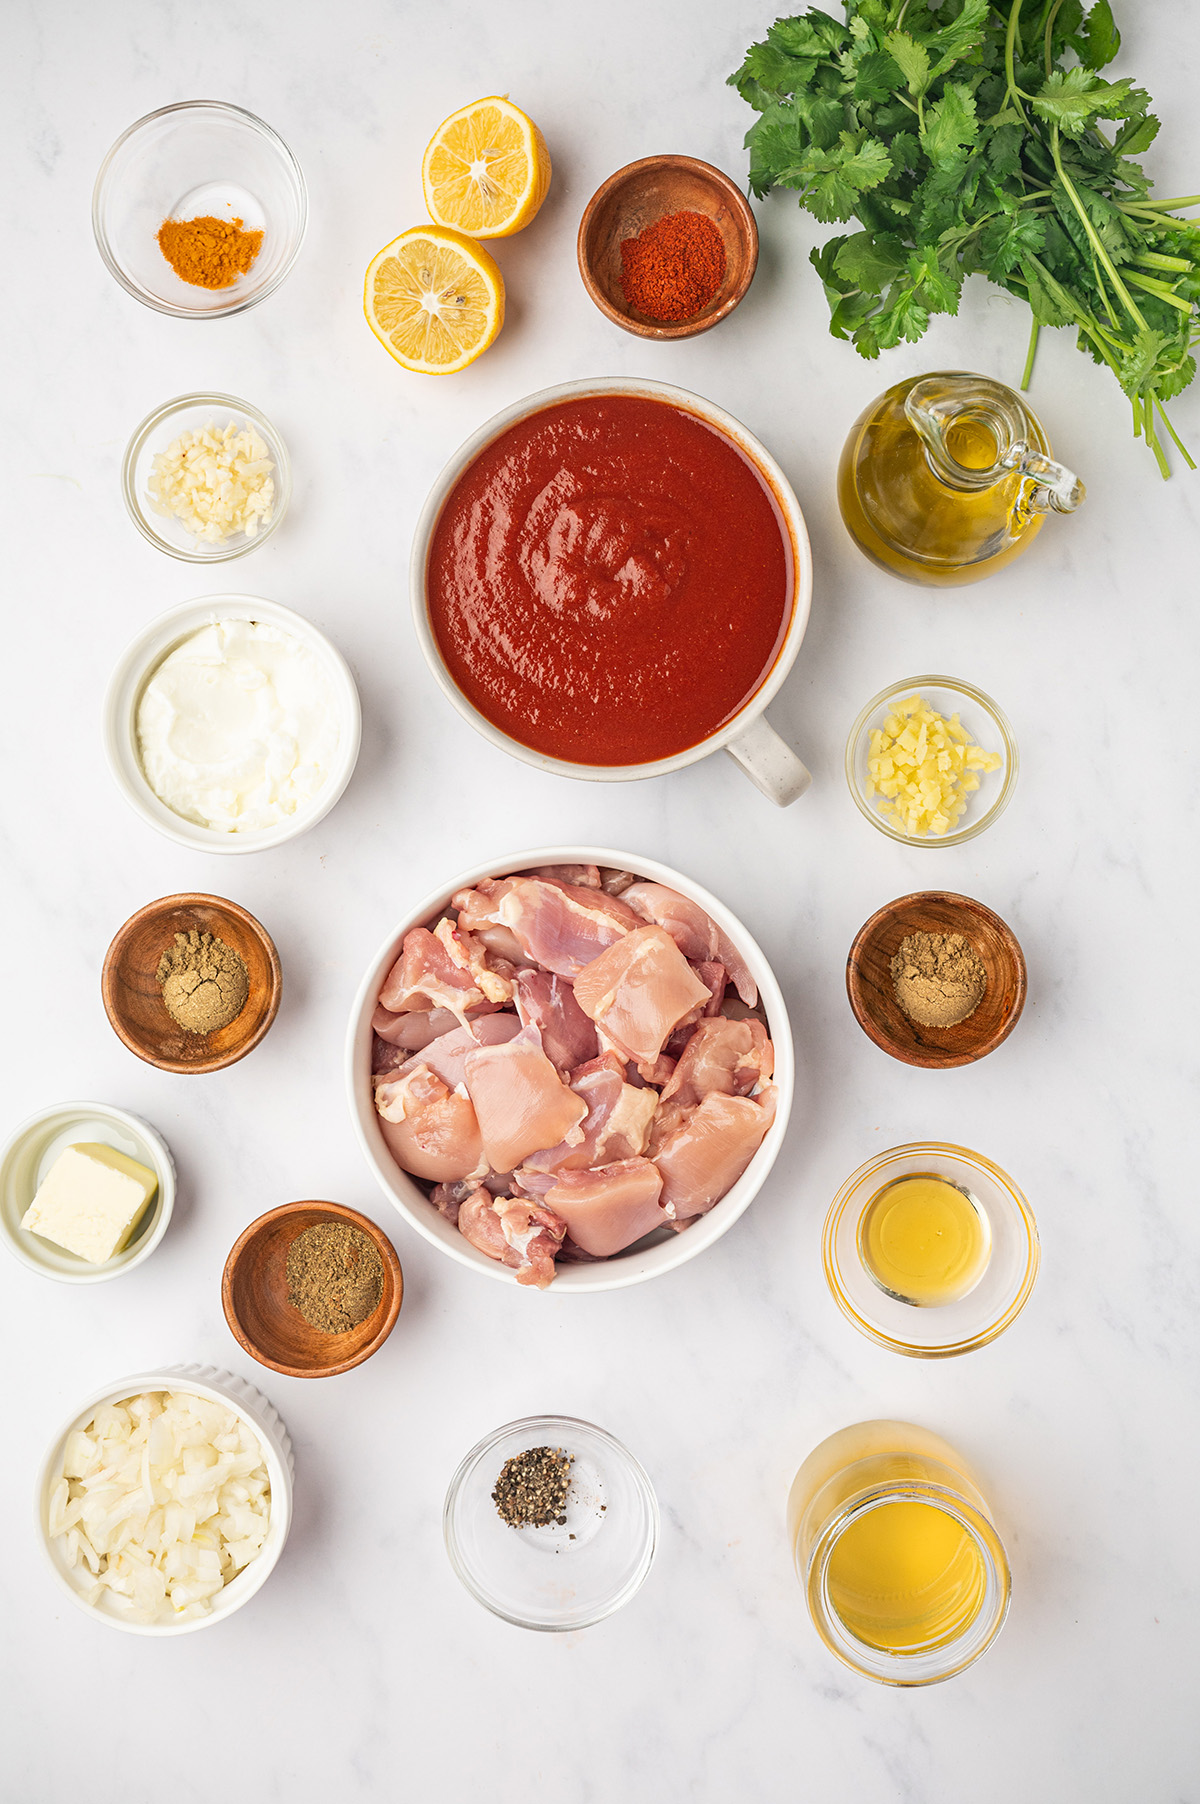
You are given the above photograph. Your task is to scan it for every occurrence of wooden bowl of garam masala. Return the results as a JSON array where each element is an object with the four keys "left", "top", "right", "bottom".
[
  {"left": 846, "top": 891, "right": 1027, "bottom": 1069},
  {"left": 223, "top": 1201, "right": 403, "bottom": 1379},
  {"left": 102, "top": 893, "right": 281, "bottom": 1074}
]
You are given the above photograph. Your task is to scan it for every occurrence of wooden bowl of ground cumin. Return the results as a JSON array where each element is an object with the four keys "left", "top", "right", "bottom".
[
  {"left": 846, "top": 891, "right": 1026, "bottom": 1069},
  {"left": 102, "top": 893, "right": 281, "bottom": 1073},
  {"left": 222, "top": 1201, "right": 403, "bottom": 1378}
]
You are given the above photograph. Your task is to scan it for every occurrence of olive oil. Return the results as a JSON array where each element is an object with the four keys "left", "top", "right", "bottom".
[
  {"left": 857, "top": 1173, "right": 991, "bottom": 1307},
  {"left": 837, "top": 371, "right": 1081, "bottom": 586},
  {"left": 825, "top": 1498, "right": 987, "bottom": 1653}
]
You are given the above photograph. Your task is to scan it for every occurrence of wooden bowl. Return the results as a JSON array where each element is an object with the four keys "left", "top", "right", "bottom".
[
  {"left": 846, "top": 892, "right": 1027, "bottom": 1069},
  {"left": 222, "top": 1201, "right": 403, "bottom": 1378},
  {"left": 102, "top": 893, "right": 281, "bottom": 1074},
  {"left": 577, "top": 155, "right": 758, "bottom": 339}
]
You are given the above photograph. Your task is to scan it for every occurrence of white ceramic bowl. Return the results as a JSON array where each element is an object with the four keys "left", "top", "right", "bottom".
[
  {"left": 410, "top": 379, "right": 814, "bottom": 807},
  {"left": 103, "top": 594, "right": 362, "bottom": 854},
  {"left": 346, "top": 846, "right": 794, "bottom": 1292},
  {"left": 0, "top": 1101, "right": 175, "bottom": 1284},
  {"left": 36, "top": 1364, "right": 294, "bottom": 1636}
]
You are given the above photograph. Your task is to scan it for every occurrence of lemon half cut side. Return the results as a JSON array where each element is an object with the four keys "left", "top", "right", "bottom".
[
  {"left": 422, "top": 96, "right": 551, "bottom": 239},
  {"left": 363, "top": 226, "right": 505, "bottom": 374}
]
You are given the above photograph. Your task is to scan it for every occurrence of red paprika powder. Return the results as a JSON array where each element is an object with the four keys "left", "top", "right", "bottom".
[{"left": 619, "top": 209, "right": 727, "bottom": 322}]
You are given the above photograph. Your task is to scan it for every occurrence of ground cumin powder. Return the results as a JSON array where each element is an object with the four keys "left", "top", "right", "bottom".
[
  {"left": 891, "top": 931, "right": 987, "bottom": 1028},
  {"left": 157, "top": 215, "right": 263, "bottom": 289}
]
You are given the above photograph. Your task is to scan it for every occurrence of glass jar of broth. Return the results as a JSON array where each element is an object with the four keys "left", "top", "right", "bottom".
[
  {"left": 788, "top": 1421, "right": 1011, "bottom": 1684},
  {"left": 838, "top": 371, "right": 1083, "bottom": 586}
]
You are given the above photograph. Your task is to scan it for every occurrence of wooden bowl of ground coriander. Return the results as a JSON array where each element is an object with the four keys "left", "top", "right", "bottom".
[
  {"left": 222, "top": 1201, "right": 403, "bottom": 1379},
  {"left": 846, "top": 891, "right": 1026, "bottom": 1069},
  {"left": 102, "top": 894, "right": 281, "bottom": 1074}
]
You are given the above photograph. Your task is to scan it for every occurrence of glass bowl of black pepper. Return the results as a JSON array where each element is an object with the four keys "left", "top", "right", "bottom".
[{"left": 443, "top": 1415, "right": 658, "bottom": 1631}]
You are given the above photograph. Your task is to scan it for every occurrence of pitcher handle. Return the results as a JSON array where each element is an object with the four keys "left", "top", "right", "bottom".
[{"left": 725, "top": 715, "right": 812, "bottom": 807}]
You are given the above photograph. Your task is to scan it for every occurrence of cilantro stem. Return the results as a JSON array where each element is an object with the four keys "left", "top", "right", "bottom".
[
  {"left": 1133, "top": 196, "right": 1200, "bottom": 210},
  {"left": 1043, "top": 0, "right": 1065, "bottom": 79},
  {"left": 1156, "top": 402, "right": 1198, "bottom": 470},
  {"left": 1050, "top": 128, "right": 1148, "bottom": 330},
  {"left": 1124, "top": 270, "right": 1195, "bottom": 314},
  {"left": 1020, "top": 316, "right": 1040, "bottom": 389},
  {"left": 1003, "top": 1, "right": 1031, "bottom": 128}
]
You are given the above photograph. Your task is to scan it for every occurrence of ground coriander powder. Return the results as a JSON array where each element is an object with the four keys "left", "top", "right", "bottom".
[
  {"left": 286, "top": 1222, "right": 384, "bottom": 1335},
  {"left": 156, "top": 929, "right": 249, "bottom": 1035},
  {"left": 891, "top": 931, "right": 987, "bottom": 1029}
]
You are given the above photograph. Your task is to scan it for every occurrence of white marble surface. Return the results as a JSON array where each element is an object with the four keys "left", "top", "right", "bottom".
[{"left": 4, "top": 2, "right": 1199, "bottom": 1798}]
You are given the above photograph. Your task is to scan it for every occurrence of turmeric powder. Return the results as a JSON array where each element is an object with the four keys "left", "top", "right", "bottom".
[{"left": 157, "top": 215, "right": 263, "bottom": 290}]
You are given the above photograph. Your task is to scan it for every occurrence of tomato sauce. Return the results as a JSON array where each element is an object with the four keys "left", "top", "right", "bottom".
[{"left": 427, "top": 395, "right": 792, "bottom": 765}]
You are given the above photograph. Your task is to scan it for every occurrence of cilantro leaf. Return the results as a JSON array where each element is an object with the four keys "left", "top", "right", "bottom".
[
  {"left": 1033, "top": 70, "right": 1147, "bottom": 139},
  {"left": 883, "top": 30, "right": 931, "bottom": 98},
  {"left": 981, "top": 212, "right": 1047, "bottom": 276},
  {"left": 927, "top": 0, "right": 990, "bottom": 79},
  {"left": 833, "top": 230, "right": 909, "bottom": 293},
  {"left": 920, "top": 82, "right": 978, "bottom": 166},
  {"left": 799, "top": 133, "right": 894, "bottom": 223},
  {"left": 1079, "top": 0, "right": 1121, "bottom": 71},
  {"left": 986, "top": 122, "right": 1025, "bottom": 181}
]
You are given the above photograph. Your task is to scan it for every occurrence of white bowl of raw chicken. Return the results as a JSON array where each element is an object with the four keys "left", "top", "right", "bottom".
[{"left": 346, "top": 848, "right": 792, "bottom": 1292}]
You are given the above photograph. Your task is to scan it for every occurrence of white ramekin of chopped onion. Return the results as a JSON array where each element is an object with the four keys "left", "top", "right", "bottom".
[{"left": 36, "top": 1365, "right": 293, "bottom": 1634}]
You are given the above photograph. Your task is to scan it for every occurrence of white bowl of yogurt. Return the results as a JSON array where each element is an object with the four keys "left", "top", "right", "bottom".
[{"left": 103, "top": 595, "right": 361, "bottom": 853}]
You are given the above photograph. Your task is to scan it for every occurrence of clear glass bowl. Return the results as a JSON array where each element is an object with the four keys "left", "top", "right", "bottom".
[
  {"left": 122, "top": 393, "right": 290, "bottom": 561},
  {"left": 845, "top": 675, "right": 1017, "bottom": 847},
  {"left": 823, "top": 1143, "right": 1040, "bottom": 1358},
  {"left": 443, "top": 1416, "right": 658, "bottom": 1630},
  {"left": 93, "top": 101, "right": 306, "bottom": 317}
]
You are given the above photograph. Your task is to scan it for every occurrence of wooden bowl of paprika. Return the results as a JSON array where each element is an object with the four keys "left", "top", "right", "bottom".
[
  {"left": 222, "top": 1200, "right": 403, "bottom": 1379},
  {"left": 577, "top": 154, "right": 758, "bottom": 339}
]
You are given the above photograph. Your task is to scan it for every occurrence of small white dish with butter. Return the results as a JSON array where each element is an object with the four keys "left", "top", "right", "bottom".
[
  {"left": 104, "top": 594, "right": 362, "bottom": 853},
  {"left": 0, "top": 1101, "right": 175, "bottom": 1283}
]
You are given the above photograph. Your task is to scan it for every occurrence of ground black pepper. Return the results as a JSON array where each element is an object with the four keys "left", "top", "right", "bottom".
[{"left": 491, "top": 1446, "right": 574, "bottom": 1528}]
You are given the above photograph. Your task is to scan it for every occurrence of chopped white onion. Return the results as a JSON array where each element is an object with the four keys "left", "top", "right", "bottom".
[{"left": 49, "top": 1390, "right": 271, "bottom": 1623}]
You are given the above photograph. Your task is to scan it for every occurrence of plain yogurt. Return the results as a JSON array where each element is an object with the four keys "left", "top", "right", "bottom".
[{"left": 136, "top": 618, "right": 340, "bottom": 832}]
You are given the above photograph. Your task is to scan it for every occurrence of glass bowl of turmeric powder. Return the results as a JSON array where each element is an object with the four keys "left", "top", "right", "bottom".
[{"left": 93, "top": 101, "right": 307, "bottom": 317}]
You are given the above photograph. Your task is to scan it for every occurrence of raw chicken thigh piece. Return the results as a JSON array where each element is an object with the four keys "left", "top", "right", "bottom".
[
  {"left": 457, "top": 1189, "right": 566, "bottom": 1288},
  {"left": 431, "top": 1177, "right": 482, "bottom": 1224},
  {"left": 411, "top": 1013, "right": 524, "bottom": 1089},
  {"left": 464, "top": 1029, "right": 588, "bottom": 1174},
  {"left": 531, "top": 864, "right": 601, "bottom": 887},
  {"left": 373, "top": 1062, "right": 484, "bottom": 1183},
  {"left": 653, "top": 1089, "right": 777, "bottom": 1219},
  {"left": 621, "top": 881, "right": 757, "bottom": 1006},
  {"left": 573, "top": 926, "right": 711, "bottom": 1070},
  {"left": 524, "top": 1055, "right": 658, "bottom": 1173},
  {"left": 379, "top": 925, "right": 491, "bottom": 1024},
  {"left": 456, "top": 877, "right": 640, "bottom": 977},
  {"left": 546, "top": 1158, "right": 667, "bottom": 1257},
  {"left": 514, "top": 969, "right": 598, "bottom": 1071},
  {"left": 659, "top": 1017, "right": 774, "bottom": 1111}
]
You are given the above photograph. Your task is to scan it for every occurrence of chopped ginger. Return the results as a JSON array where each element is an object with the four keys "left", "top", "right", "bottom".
[{"left": 864, "top": 693, "right": 1001, "bottom": 837}]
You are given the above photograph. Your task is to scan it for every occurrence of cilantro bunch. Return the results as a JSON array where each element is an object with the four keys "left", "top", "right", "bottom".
[{"left": 730, "top": 1, "right": 1200, "bottom": 474}]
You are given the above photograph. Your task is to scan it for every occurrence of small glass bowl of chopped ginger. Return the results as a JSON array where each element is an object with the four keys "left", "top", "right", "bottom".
[
  {"left": 122, "top": 393, "right": 291, "bottom": 562},
  {"left": 846, "top": 676, "right": 1018, "bottom": 846}
]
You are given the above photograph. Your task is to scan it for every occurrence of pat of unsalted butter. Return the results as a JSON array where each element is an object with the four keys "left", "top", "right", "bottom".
[{"left": 20, "top": 1143, "right": 159, "bottom": 1264}]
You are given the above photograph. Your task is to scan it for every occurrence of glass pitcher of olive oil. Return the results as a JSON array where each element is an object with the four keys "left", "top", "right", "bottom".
[{"left": 838, "top": 371, "right": 1084, "bottom": 586}]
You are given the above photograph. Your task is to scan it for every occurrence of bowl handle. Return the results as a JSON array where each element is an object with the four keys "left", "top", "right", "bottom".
[{"left": 725, "top": 716, "right": 811, "bottom": 806}]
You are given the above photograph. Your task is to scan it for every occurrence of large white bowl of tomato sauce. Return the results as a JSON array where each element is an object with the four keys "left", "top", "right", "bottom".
[
  {"left": 410, "top": 379, "right": 813, "bottom": 807},
  {"left": 346, "top": 848, "right": 793, "bottom": 1293}
]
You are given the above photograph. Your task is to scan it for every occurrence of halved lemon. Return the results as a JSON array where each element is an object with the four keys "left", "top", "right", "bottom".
[
  {"left": 422, "top": 96, "right": 551, "bottom": 239},
  {"left": 364, "top": 226, "right": 504, "bottom": 374}
]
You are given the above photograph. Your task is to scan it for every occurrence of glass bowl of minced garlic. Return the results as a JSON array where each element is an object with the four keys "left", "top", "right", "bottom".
[
  {"left": 122, "top": 393, "right": 290, "bottom": 561},
  {"left": 845, "top": 676, "right": 1017, "bottom": 847}
]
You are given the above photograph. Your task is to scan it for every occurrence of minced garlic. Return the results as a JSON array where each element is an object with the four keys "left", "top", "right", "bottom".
[
  {"left": 146, "top": 418, "right": 275, "bottom": 545},
  {"left": 865, "top": 693, "right": 1001, "bottom": 837}
]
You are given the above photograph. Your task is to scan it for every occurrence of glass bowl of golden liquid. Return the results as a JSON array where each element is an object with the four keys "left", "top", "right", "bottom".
[
  {"left": 823, "top": 1142, "right": 1040, "bottom": 1357},
  {"left": 788, "top": 1421, "right": 1012, "bottom": 1684}
]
